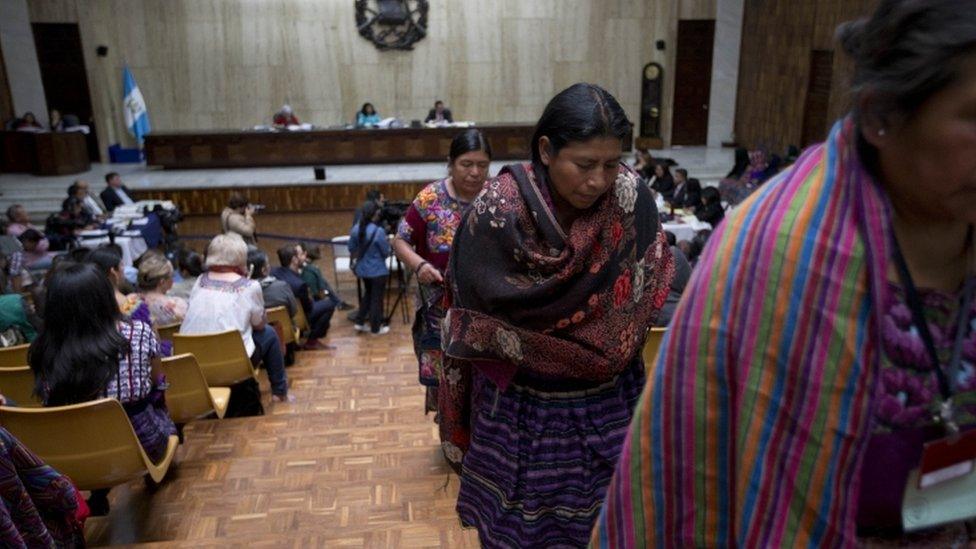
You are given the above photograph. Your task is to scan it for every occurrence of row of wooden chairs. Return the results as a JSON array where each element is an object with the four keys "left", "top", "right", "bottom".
[{"left": 0, "top": 306, "right": 299, "bottom": 492}]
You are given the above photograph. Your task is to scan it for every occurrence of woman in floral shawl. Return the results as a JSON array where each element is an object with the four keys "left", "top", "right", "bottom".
[
  {"left": 394, "top": 129, "right": 493, "bottom": 416},
  {"left": 441, "top": 83, "right": 674, "bottom": 548},
  {"left": 592, "top": 1, "right": 976, "bottom": 546}
]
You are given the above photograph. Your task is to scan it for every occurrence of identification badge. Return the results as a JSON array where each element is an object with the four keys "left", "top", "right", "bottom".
[
  {"left": 917, "top": 430, "right": 976, "bottom": 489},
  {"left": 902, "top": 430, "right": 976, "bottom": 532}
]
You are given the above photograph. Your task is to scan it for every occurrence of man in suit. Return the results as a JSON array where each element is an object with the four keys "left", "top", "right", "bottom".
[
  {"left": 424, "top": 100, "right": 453, "bottom": 124},
  {"left": 99, "top": 172, "right": 135, "bottom": 213}
]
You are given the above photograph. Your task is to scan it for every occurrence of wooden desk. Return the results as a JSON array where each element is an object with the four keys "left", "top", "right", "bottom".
[
  {"left": 0, "top": 131, "right": 91, "bottom": 175},
  {"left": 144, "top": 124, "right": 633, "bottom": 169}
]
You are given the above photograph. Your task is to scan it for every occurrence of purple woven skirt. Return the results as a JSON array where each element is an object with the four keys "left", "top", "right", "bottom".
[{"left": 457, "top": 359, "right": 644, "bottom": 548}]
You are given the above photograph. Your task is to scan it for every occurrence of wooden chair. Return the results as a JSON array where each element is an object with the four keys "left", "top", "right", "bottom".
[
  {"left": 0, "top": 398, "right": 179, "bottom": 490},
  {"left": 642, "top": 327, "right": 668, "bottom": 366},
  {"left": 0, "top": 344, "right": 30, "bottom": 369},
  {"left": 293, "top": 305, "right": 310, "bottom": 334},
  {"left": 0, "top": 366, "right": 42, "bottom": 407},
  {"left": 172, "top": 330, "right": 256, "bottom": 387},
  {"left": 265, "top": 306, "right": 297, "bottom": 345},
  {"left": 158, "top": 354, "right": 230, "bottom": 422},
  {"left": 157, "top": 322, "right": 181, "bottom": 343}
]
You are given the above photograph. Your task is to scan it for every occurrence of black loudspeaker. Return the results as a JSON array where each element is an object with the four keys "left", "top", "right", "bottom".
[
  {"left": 314, "top": 166, "right": 326, "bottom": 180},
  {"left": 640, "top": 63, "right": 664, "bottom": 139},
  {"left": 96, "top": 45, "right": 109, "bottom": 57}
]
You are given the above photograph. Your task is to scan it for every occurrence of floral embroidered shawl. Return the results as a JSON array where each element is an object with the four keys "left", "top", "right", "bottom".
[
  {"left": 438, "top": 162, "right": 674, "bottom": 467},
  {"left": 591, "top": 118, "right": 900, "bottom": 547}
]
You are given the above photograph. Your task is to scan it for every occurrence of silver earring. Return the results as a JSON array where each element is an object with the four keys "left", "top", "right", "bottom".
[{"left": 878, "top": 128, "right": 886, "bottom": 136}]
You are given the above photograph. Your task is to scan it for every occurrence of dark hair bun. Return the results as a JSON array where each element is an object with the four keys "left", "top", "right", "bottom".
[{"left": 836, "top": 18, "right": 868, "bottom": 57}]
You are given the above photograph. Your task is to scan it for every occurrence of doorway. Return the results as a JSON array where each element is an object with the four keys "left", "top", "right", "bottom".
[
  {"left": 31, "top": 23, "right": 100, "bottom": 161},
  {"left": 671, "top": 19, "right": 715, "bottom": 146}
]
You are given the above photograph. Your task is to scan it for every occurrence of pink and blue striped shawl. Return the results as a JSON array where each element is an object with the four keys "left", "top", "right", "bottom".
[{"left": 591, "top": 118, "right": 897, "bottom": 547}]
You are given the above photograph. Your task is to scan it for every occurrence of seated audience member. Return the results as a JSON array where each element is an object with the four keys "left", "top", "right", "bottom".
[
  {"left": 424, "top": 100, "right": 453, "bottom": 124},
  {"left": 4, "top": 248, "right": 31, "bottom": 294},
  {"left": 348, "top": 201, "right": 391, "bottom": 335},
  {"left": 137, "top": 252, "right": 187, "bottom": 326},
  {"left": 6, "top": 206, "right": 53, "bottom": 268},
  {"left": 356, "top": 103, "right": 381, "bottom": 127},
  {"left": 99, "top": 172, "right": 135, "bottom": 213},
  {"left": 86, "top": 246, "right": 153, "bottom": 326},
  {"left": 248, "top": 248, "right": 298, "bottom": 318},
  {"left": 221, "top": 194, "right": 256, "bottom": 245},
  {"left": 181, "top": 235, "right": 292, "bottom": 405},
  {"left": 0, "top": 426, "right": 85, "bottom": 545},
  {"left": 655, "top": 245, "right": 692, "bottom": 327},
  {"left": 29, "top": 261, "right": 176, "bottom": 515},
  {"left": 0, "top": 292, "right": 39, "bottom": 344},
  {"left": 632, "top": 149, "right": 655, "bottom": 180},
  {"left": 669, "top": 169, "right": 698, "bottom": 209},
  {"left": 649, "top": 163, "right": 676, "bottom": 202},
  {"left": 298, "top": 241, "right": 349, "bottom": 310},
  {"left": 168, "top": 248, "right": 203, "bottom": 300},
  {"left": 48, "top": 109, "right": 64, "bottom": 132},
  {"left": 272, "top": 104, "right": 300, "bottom": 127},
  {"left": 695, "top": 186, "right": 725, "bottom": 227},
  {"left": 14, "top": 112, "right": 42, "bottom": 131},
  {"left": 272, "top": 243, "right": 335, "bottom": 350},
  {"left": 68, "top": 180, "right": 106, "bottom": 219},
  {"left": 718, "top": 148, "right": 777, "bottom": 205},
  {"left": 679, "top": 178, "right": 703, "bottom": 210},
  {"left": 62, "top": 196, "right": 91, "bottom": 227},
  {"left": 16, "top": 229, "right": 50, "bottom": 271}
]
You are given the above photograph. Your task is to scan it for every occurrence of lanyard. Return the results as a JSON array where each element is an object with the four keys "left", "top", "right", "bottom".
[{"left": 891, "top": 225, "right": 976, "bottom": 436}]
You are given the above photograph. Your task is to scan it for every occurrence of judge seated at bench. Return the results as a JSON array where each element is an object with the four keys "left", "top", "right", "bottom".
[
  {"left": 424, "top": 100, "right": 453, "bottom": 124},
  {"left": 356, "top": 103, "right": 381, "bottom": 128},
  {"left": 272, "top": 104, "right": 300, "bottom": 128},
  {"left": 100, "top": 172, "right": 135, "bottom": 213}
]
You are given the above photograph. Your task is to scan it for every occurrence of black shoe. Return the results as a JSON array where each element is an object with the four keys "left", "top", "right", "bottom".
[
  {"left": 338, "top": 302, "right": 354, "bottom": 311},
  {"left": 345, "top": 311, "right": 358, "bottom": 322},
  {"left": 87, "top": 490, "right": 110, "bottom": 516}
]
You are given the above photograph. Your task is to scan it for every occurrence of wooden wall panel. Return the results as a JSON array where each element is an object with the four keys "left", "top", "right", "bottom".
[
  {"left": 734, "top": 0, "right": 877, "bottom": 152},
  {"left": 131, "top": 181, "right": 431, "bottom": 217},
  {"left": 27, "top": 0, "right": 715, "bottom": 158}
]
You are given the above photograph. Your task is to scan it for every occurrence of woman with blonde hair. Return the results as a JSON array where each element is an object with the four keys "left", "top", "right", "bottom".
[
  {"left": 137, "top": 252, "right": 187, "bottom": 326},
  {"left": 181, "top": 235, "right": 292, "bottom": 407}
]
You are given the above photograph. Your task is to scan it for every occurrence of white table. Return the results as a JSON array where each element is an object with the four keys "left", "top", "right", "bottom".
[
  {"left": 662, "top": 215, "right": 712, "bottom": 242},
  {"left": 78, "top": 233, "right": 149, "bottom": 267}
]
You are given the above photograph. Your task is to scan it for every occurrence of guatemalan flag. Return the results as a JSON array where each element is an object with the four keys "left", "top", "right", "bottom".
[{"left": 123, "top": 65, "right": 151, "bottom": 144}]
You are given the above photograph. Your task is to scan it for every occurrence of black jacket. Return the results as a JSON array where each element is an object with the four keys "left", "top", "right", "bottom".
[
  {"left": 671, "top": 182, "right": 701, "bottom": 209},
  {"left": 99, "top": 185, "right": 135, "bottom": 212},
  {"left": 424, "top": 108, "right": 453, "bottom": 123}
]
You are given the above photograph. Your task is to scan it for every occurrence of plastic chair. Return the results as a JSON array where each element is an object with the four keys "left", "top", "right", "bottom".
[
  {"left": 265, "top": 306, "right": 296, "bottom": 345},
  {"left": 172, "top": 330, "right": 256, "bottom": 387},
  {"left": 0, "top": 366, "right": 42, "bottom": 407},
  {"left": 0, "top": 398, "right": 179, "bottom": 490},
  {"left": 157, "top": 322, "right": 181, "bottom": 343},
  {"left": 329, "top": 235, "right": 354, "bottom": 291},
  {"left": 642, "top": 327, "right": 667, "bottom": 366},
  {"left": 0, "top": 344, "right": 30, "bottom": 369},
  {"left": 158, "top": 354, "right": 229, "bottom": 422}
]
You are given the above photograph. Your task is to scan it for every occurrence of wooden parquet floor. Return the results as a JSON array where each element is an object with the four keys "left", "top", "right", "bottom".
[{"left": 84, "top": 304, "right": 479, "bottom": 547}]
